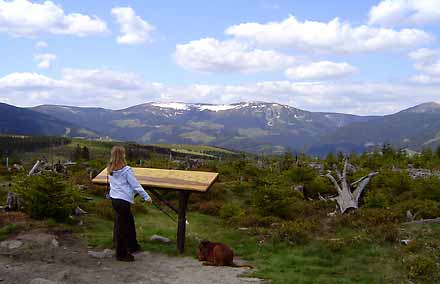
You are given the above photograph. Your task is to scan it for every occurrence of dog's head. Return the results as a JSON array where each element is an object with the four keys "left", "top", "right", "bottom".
[{"left": 197, "top": 240, "right": 211, "bottom": 261}]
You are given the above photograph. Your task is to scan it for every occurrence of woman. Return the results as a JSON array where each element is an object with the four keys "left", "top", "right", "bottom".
[{"left": 107, "top": 146, "right": 152, "bottom": 262}]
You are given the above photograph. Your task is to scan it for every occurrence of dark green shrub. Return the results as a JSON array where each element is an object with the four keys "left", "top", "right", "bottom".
[
  {"left": 393, "top": 199, "right": 440, "bottom": 219},
  {"left": 219, "top": 202, "right": 244, "bottom": 220},
  {"left": 352, "top": 208, "right": 400, "bottom": 228},
  {"left": 192, "top": 200, "right": 224, "bottom": 216},
  {"left": 286, "top": 199, "right": 335, "bottom": 220},
  {"left": 13, "top": 173, "right": 79, "bottom": 222},
  {"left": 368, "top": 224, "right": 399, "bottom": 244},
  {"left": 238, "top": 213, "right": 282, "bottom": 228},
  {"left": 132, "top": 202, "right": 149, "bottom": 215},
  {"left": 93, "top": 199, "right": 114, "bottom": 220},
  {"left": 274, "top": 220, "right": 317, "bottom": 244},
  {"left": 405, "top": 255, "right": 438, "bottom": 282},
  {"left": 0, "top": 224, "right": 17, "bottom": 241},
  {"left": 322, "top": 238, "right": 345, "bottom": 253},
  {"left": 413, "top": 177, "right": 440, "bottom": 202},
  {"left": 252, "top": 186, "right": 292, "bottom": 218}
]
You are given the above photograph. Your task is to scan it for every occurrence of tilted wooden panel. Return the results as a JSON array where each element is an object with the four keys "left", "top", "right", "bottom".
[{"left": 92, "top": 167, "right": 218, "bottom": 192}]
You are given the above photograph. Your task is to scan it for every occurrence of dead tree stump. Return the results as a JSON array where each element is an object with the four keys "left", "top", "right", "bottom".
[{"left": 325, "top": 158, "right": 378, "bottom": 213}]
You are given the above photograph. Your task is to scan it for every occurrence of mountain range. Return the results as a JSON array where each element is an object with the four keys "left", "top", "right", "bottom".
[{"left": 1, "top": 101, "right": 440, "bottom": 155}]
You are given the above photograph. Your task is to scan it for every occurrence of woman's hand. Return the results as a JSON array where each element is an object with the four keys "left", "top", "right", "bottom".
[{"left": 144, "top": 197, "right": 153, "bottom": 204}]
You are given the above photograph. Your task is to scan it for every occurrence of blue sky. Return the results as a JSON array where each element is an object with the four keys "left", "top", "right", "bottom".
[{"left": 0, "top": 0, "right": 440, "bottom": 115}]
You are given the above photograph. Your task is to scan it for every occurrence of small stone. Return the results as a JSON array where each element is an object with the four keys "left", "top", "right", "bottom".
[
  {"left": 51, "top": 239, "right": 59, "bottom": 247},
  {"left": 88, "top": 249, "right": 114, "bottom": 259},
  {"left": 29, "top": 278, "right": 57, "bottom": 284},
  {"left": 0, "top": 240, "right": 23, "bottom": 249},
  {"left": 240, "top": 278, "right": 266, "bottom": 283},
  {"left": 150, "top": 234, "right": 171, "bottom": 243}
]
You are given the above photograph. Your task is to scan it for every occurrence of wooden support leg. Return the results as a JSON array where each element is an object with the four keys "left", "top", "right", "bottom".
[{"left": 177, "top": 191, "right": 190, "bottom": 254}]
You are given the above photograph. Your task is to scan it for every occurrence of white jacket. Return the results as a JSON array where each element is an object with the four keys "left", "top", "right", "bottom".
[{"left": 109, "top": 166, "right": 151, "bottom": 204}]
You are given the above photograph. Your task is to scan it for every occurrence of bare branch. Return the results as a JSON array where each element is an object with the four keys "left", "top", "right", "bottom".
[
  {"left": 342, "top": 158, "right": 348, "bottom": 179},
  {"left": 332, "top": 164, "right": 342, "bottom": 180},
  {"left": 325, "top": 172, "right": 343, "bottom": 195},
  {"left": 353, "top": 172, "right": 378, "bottom": 201}
]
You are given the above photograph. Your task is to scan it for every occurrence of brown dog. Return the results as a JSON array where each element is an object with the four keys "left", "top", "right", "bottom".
[{"left": 197, "top": 240, "right": 252, "bottom": 268}]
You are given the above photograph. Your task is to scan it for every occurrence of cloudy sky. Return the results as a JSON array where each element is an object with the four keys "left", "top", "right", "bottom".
[{"left": 1, "top": 0, "right": 440, "bottom": 115}]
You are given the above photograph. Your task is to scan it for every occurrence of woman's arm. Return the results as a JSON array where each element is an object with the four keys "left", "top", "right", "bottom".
[{"left": 126, "top": 168, "right": 151, "bottom": 202}]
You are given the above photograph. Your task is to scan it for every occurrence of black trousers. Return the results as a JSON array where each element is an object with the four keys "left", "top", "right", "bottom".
[{"left": 111, "top": 198, "right": 139, "bottom": 257}]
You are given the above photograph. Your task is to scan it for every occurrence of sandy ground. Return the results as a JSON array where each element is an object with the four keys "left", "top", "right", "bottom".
[{"left": 0, "top": 230, "right": 263, "bottom": 284}]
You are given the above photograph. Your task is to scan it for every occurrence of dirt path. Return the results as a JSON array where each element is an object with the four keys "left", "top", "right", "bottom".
[{"left": 0, "top": 230, "right": 263, "bottom": 284}]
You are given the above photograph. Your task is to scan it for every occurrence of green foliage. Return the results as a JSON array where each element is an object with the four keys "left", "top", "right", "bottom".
[
  {"left": 252, "top": 185, "right": 293, "bottom": 218},
  {"left": 219, "top": 202, "right": 244, "bottom": 220},
  {"left": 12, "top": 173, "right": 80, "bottom": 221},
  {"left": 284, "top": 165, "right": 315, "bottom": 184},
  {"left": 0, "top": 223, "right": 17, "bottom": 241},
  {"left": 413, "top": 176, "right": 440, "bottom": 201},
  {"left": 72, "top": 144, "right": 91, "bottom": 161},
  {"left": 274, "top": 220, "right": 317, "bottom": 244},
  {"left": 405, "top": 255, "right": 438, "bottom": 282},
  {"left": 393, "top": 199, "right": 440, "bottom": 219},
  {"left": 92, "top": 199, "right": 114, "bottom": 220}
]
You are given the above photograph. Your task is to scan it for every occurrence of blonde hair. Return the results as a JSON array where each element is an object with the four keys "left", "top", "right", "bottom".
[{"left": 107, "top": 146, "right": 127, "bottom": 175}]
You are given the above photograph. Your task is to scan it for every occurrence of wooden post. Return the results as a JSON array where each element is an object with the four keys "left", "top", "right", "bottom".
[{"left": 177, "top": 191, "right": 190, "bottom": 253}]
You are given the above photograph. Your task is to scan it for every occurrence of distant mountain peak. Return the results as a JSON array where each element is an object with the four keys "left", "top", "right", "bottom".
[
  {"left": 403, "top": 102, "right": 440, "bottom": 113},
  {"left": 147, "top": 101, "right": 294, "bottom": 112}
]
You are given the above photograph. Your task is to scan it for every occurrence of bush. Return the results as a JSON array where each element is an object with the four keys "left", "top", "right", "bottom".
[
  {"left": 286, "top": 199, "right": 335, "bottom": 220},
  {"left": 274, "top": 220, "right": 317, "bottom": 245},
  {"left": 368, "top": 224, "right": 399, "bottom": 244},
  {"left": 393, "top": 199, "right": 440, "bottom": 219},
  {"left": 0, "top": 223, "right": 17, "bottom": 241},
  {"left": 237, "top": 212, "right": 282, "bottom": 228},
  {"left": 351, "top": 208, "right": 400, "bottom": 228},
  {"left": 406, "top": 255, "right": 438, "bottom": 282},
  {"left": 219, "top": 202, "right": 244, "bottom": 220},
  {"left": 93, "top": 199, "right": 114, "bottom": 220},
  {"left": 132, "top": 202, "right": 149, "bottom": 215},
  {"left": 252, "top": 185, "right": 292, "bottom": 218},
  {"left": 13, "top": 173, "right": 80, "bottom": 222},
  {"left": 192, "top": 200, "right": 224, "bottom": 216}
]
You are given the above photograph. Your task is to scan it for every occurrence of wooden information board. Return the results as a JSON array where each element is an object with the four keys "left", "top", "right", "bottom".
[
  {"left": 92, "top": 167, "right": 219, "bottom": 253},
  {"left": 92, "top": 167, "right": 218, "bottom": 192}
]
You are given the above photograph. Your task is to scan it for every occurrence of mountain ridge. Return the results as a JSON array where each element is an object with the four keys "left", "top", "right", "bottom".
[{"left": 1, "top": 100, "right": 439, "bottom": 154}]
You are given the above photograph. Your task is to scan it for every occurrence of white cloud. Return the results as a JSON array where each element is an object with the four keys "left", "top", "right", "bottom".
[
  {"left": 408, "top": 48, "right": 440, "bottom": 84},
  {"left": 225, "top": 15, "right": 433, "bottom": 54},
  {"left": 369, "top": 0, "right": 440, "bottom": 26},
  {"left": 34, "top": 53, "right": 56, "bottom": 69},
  {"left": 285, "top": 61, "right": 357, "bottom": 81},
  {"left": 174, "top": 38, "right": 296, "bottom": 73},
  {"left": 0, "top": 69, "right": 439, "bottom": 115},
  {"left": 0, "top": 0, "right": 107, "bottom": 37},
  {"left": 35, "top": 41, "right": 48, "bottom": 49},
  {"left": 111, "top": 6, "right": 155, "bottom": 45}
]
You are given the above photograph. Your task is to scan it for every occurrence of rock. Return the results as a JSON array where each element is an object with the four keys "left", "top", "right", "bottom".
[
  {"left": 88, "top": 249, "right": 114, "bottom": 259},
  {"left": 0, "top": 240, "right": 23, "bottom": 249},
  {"left": 29, "top": 278, "right": 57, "bottom": 284},
  {"left": 51, "top": 239, "right": 59, "bottom": 248},
  {"left": 17, "top": 233, "right": 57, "bottom": 247},
  {"left": 150, "top": 234, "right": 171, "bottom": 243},
  {"left": 53, "top": 269, "right": 70, "bottom": 281},
  {"left": 74, "top": 207, "right": 87, "bottom": 216},
  {"left": 240, "top": 278, "right": 266, "bottom": 283}
]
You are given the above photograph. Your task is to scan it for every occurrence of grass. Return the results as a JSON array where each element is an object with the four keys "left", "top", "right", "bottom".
[
  {"left": 78, "top": 197, "right": 403, "bottom": 284},
  {"left": 0, "top": 223, "right": 17, "bottom": 241}
]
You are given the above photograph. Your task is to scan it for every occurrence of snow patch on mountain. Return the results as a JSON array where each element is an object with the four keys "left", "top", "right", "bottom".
[{"left": 151, "top": 103, "right": 189, "bottom": 110}]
